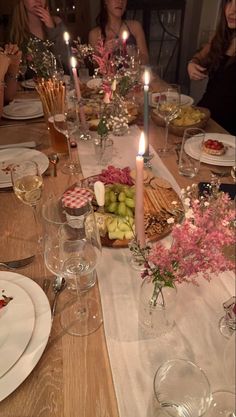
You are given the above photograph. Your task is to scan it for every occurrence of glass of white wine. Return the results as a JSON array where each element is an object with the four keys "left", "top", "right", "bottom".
[
  {"left": 11, "top": 160, "right": 43, "bottom": 245},
  {"left": 156, "top": 84, "right": 180, "bottom": 154}
]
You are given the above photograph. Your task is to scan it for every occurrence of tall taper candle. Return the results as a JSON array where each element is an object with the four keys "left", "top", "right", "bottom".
[
  {"left": 122, "top": 30, "right": 128, "bottom": 56},
  {"left": 63, "top": 31, "right": 71, "bottom": 72},
  {"left": 143, "top": 69, "right": 150, "bottom": 157},
  {"left": 71, "top": 57, "right": 87, "bottom": 129},
  {"left": 135, "top": 132, "right": 145, "bottom": 247}
]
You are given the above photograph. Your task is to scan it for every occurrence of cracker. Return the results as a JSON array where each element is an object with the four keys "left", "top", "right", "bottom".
[
  {"left": 130, "top": 168, "right": 150, "bottom": 182},
  {"left": 151, "top": 177, "right": 172, "bottom": 189}
]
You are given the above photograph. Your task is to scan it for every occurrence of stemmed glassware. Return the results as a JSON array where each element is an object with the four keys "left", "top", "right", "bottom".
[
  {"left": 153, "top": 359, "right": 212, "bottom": 417},
  {"left": 53, "top": 102, "right": 81, "bottom": 175},
  {"left": 219, "top": 296, "right": 236, "bottom": 338},
  {"left": 153, "top": 358, "right": 236, "bottom": 417},
  {"left": 156, "top": 84, "right": 180, "bottom": 154},
  {"left": 11, "top": 160, "right": 43, "bottom": 246},
  {"left": 44, "top": 205, "right": 103, "bottom": 336}
]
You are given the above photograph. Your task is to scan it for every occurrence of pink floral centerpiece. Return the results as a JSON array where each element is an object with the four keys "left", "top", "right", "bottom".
[{"left": 131, "top": 184, "right": 236, "bottom": 307}]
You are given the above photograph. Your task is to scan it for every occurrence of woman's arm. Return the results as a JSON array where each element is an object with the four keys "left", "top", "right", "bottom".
[
  {"left": 128, "top": 20, "right": 149, "bottom": 65},
  {"left": 187, "top": 42, "right": 210, "bottom": 81},
  {"left": 4, "top": 44, "right": 21, "bottom": 103},
  {"left": 0, "top": 53, "right": 10, "bottom": 118}
]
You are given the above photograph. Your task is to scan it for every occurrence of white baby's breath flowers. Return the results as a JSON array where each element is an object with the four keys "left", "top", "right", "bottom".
[
  {"left": 167, "top": 217, "right": 175, "bottom": 224},
  {"left": 185, "top": 208, "right": 194, "bottom": 219}
]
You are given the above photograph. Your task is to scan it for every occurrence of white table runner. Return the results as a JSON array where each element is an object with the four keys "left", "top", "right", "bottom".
[{"left": 77, "top": 127, "right": 235, "bottom": 417}]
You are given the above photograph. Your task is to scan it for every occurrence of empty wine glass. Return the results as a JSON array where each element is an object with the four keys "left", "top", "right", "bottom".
[
  {"left": 156, "top": 85, "right": 180, "bottom": 154},
  {"left": 153, "top": 359, "right": 212, "bottom": 417},
  {"left": 53, "top": 103, "right": 81, "bottom": 175},
  {"left": 223, "top": 334, "right": 236, "bottom": 391},
  {"left": 11, "top": 160, "right": 43, "bottom": 246},
  {"left": 219, "top": 296, "right": 236, "bottom": 338},
  {"left": 44, "top": 203, "right": 103, "bottom": 336}
]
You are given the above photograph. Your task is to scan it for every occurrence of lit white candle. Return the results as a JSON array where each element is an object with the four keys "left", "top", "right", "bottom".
[
  {"left": 143, "top": 69, "right": 150, "bottom": 157},
  {"left": 122, "top": 30, "right": 128, "bottom": 56},
  {"left": 71, "top": 57, "right": 86, "bottom": 129},
  {"left": 63, "top": 31, "right": 71, "bottom": 72},
  {"left": 135, "top": 132, "right": 145, "bottom": 247},
  {"left": 63, "top": 31, "right": 70, "bottom": 45}
]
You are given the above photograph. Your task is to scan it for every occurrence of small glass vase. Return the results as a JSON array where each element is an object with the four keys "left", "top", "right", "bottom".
[{"left": 139, "top": 278, "right": 177, "bottom": 337}]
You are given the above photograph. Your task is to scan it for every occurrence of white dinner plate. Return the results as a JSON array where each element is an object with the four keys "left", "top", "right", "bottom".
[
  {"left": 150, "top": 93, "right": 194, "bottom": 108},
  {"left": 184, "top": 133, "right": 236, "bottom": 166},
  {"left": 0, "top": 148, "right": 49, "bottom": 188},
  {"left": 0, "top": 280, "right": 35, "bottom": 378},
  {"left": 21, "top": 79, "right": 36, "bottom": 89},
  {"left": 0, "top": 272, "right": 51, "bottom": 402},
  {"left": 2, "top": 100, "right": 43, "bottom": 120}
]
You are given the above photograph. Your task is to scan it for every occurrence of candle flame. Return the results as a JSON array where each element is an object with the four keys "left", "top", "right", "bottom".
[
  {"left": 138, "top": 132, "right": 145, "bottom": 156},
  {"left": 122, "top": 30, "right": 129, "bottom": 41},
  {"left": 143, "top": 69, "right": 150, "bottom": 86},
  {"left": 63, "top": 31, "right": 70, "bottom": 44},
  {"left": 71, "top": 56, "right": 77, "bottom": 69}
]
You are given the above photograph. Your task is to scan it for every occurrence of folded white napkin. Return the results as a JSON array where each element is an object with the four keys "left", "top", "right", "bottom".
[{"left": 0, "top": 141, "right": 36, "bottom": 149}]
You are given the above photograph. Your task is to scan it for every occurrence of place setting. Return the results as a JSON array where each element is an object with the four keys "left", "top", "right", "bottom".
[
  {"left": 2, "top": 99, "right": 43, "bottom": 120},
  {"left": 0, "top": 271, "right": 51, "bottom": 402}
]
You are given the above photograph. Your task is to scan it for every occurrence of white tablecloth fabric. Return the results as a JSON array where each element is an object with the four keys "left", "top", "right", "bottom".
[{"left": 77, "top": 126, "right": 235, "bottom": 417}]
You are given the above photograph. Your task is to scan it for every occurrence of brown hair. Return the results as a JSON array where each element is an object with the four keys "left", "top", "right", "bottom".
[
  {"left": 204, "top": 0, "right": 236, "bottom": 72},
  {"left": 9, "top": 1, "right": 29, "bottom": 47}
]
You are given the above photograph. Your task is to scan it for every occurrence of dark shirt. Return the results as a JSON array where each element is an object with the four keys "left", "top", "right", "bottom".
[{"left": 198, "top": 55, "right": 236, "bottom": 135}]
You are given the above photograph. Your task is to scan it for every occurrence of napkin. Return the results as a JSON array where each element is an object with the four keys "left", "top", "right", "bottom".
[{"left": 0, "top": 141, "right": 36, "bottom": 149}]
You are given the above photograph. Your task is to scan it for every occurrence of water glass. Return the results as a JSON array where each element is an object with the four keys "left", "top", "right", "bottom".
[
  {"left": 178, "top": 128, "right": 205, "bottom": 178},
  {"left": 153, "top": 359, "right": 212, "bottom": 417},
  {"left": 93, "top": 136, "right": 113, "bottom": 167}
]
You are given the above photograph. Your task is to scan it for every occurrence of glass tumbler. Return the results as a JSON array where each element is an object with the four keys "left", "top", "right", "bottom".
[
  {"left": 153, "top": 359, "right": 212, "bottom": 417},
  {"left": 178, "top": 128, "right": 205, "bottom": 178}
]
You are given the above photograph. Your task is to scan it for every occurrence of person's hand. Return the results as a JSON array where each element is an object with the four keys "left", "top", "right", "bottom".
[
  {"left": 187, "top": 61, "right": 207, "bottom": 81},
  {"left": 33, "top": 5, "right": 55, "bottom": 28}
]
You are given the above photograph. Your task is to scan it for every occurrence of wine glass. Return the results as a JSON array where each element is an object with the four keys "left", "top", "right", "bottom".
[
  {"left": 44, "top": 205, "right": 103, "bottom": 336},
  {"left": 156, "top": 84, "right": 180, "bottom": 154},
  {"left": 11, "top": 160, "right": 43, "bottom": 246},
  {"left": 153, "top": 359, "right": 212, "bottom": 417},
  {"left": 53, "top": 103, "right": 81, "bottom": 175},
  {"left": 219, "top": 296, "right": 236, "bottom": 338}
]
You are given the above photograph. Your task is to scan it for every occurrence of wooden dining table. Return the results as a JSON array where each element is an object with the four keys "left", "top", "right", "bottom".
[{"left": 0, "top": 87, "right": 235, "bottom": 417}]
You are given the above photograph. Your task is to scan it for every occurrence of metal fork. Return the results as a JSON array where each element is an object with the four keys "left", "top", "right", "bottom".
[{"left": 0, "top": 255, "right": 35, "bottom": 270}]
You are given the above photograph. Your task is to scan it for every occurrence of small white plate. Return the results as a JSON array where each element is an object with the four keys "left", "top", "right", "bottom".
[
  {"left": 2, "top": 100, "right": 43, "bottom": 120},
  {"left": 0, "top": 272, "right": 51, "bottom": 401},
  {"left": 150, "top": 93, "right": 194, "bottom": 108},
  {"left": 0, "top": 279, "right": 35, "bottom": 377},
  {"left": 185, "top": 133, "right": 236, "bottom": 166},
  {"left": 0, "top": 148, "right": 49, "bottom": 188},
  {"left": 21, "top": 79, "right": 36, "bottom": 89}
]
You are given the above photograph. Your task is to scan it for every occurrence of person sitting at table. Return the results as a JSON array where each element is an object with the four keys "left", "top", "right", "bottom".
[
  {"left": 9, "top": 0, "right": 69, "bottom": 76},
  {"left": 88, "top": 0, "right": 149, "bottom": 65},
  {"left": 0, "top": 43, "right": 22, "bottom": 118},
  {"left": 187, "top": 0, "right": 236, "bottom": 135}
]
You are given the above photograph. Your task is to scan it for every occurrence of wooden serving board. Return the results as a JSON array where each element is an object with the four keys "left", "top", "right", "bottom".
[{"left": 65, "top": 175, "right": 184, "bottom": 248}]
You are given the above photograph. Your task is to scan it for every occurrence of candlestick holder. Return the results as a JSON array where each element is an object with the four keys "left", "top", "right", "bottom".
[{"left": 144, "top": 153, "right": 154, "bottom": 168}]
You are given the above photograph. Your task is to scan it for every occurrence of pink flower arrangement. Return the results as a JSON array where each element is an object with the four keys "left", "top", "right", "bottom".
[{"left": 133, "top": 185, "right": 236, "bottom": 306}]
